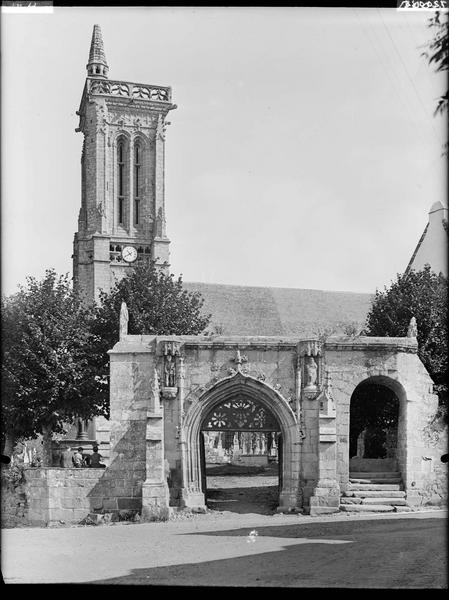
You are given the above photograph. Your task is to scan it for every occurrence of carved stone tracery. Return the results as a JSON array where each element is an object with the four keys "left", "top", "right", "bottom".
[
  {"left": 89, "top": 78, "right": 172, "bottom": 103},
  {"left": 202, "top": 395, "right": 280, "bottom": 432}
]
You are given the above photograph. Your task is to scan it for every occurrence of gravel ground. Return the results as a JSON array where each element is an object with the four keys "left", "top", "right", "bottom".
[
  {"left": 2, "top": 466, "right": 446, "bottom": 587},
  {"left": 2, "top": 509, "right": 446, "bottom": 586},
  {"left": 205, "top": 464, "right": 279, "bottom": 515}
]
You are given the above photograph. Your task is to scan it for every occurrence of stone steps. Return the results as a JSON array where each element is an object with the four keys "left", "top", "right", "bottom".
[
  {"left": 349, "top": 478, "right": 402, "bottom": 485},
  {"left": 350, "top": 472, "right": 401, "bottom": 479},
  {"left": 345, "top": 490, "right": 405, "bottom": 498},
  {"left": 362, "top": 498, "right": 407, "bottom": 505},
  {"left": 348, "top": 483, "right": 401, "bottom": 491},
  {"left": 341, "top": 497, "right": 407, "bottom": 506},
  {"left": 340, "top": 471, "right": 408, "bottom": 513},
  {"left": 340, "top": 504, "right": 395, "bottom": 513}
]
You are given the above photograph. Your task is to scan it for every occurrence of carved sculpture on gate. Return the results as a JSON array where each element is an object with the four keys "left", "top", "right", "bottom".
[
  {"left": 231, "top": 349, "right": 248, "bottom": 373},
  {"left": 297, "top": 339, "right": 322, "bottom": 398},
  {"left": 304, "top": 356, "right": 318, "bottom": 390},
  {"left": 119, "top": 301, "right": 129, "bottom": 340},
  {"left": 161, "top": 340, "right": 181, "bottom": 399},
  {"left": 164, "top": 354, "right": 176, "bottom": 388},
  {"left": 316, "top": 371, "right": 336, "bottom": 442}
]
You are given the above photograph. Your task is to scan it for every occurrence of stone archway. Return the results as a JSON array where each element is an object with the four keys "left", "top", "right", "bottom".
[
  {"left": 181, "top": 372, "right": 300, "bottom": 512},
  {"left": 200, "top": 394, "right": 281, "bottom": 513},
  {"left": 348, "top": 375, "right": 406, "bottom": 477}
]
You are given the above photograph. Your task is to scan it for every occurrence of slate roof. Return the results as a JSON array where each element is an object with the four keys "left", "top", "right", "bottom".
[{"left": 183, "top": 281, "right": 373, "bottom": 337}]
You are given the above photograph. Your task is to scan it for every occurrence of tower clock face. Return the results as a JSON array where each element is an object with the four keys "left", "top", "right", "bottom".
[{"left": 121, "top": 246, "right": 138, "bottom": 263}]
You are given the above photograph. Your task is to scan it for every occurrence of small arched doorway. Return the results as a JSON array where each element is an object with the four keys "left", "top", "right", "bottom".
[
  {"left": 349, "top": 378, "right": 400, "bottom": 472},
  {"left": 200, "top": 394, "right": 281, "bottom": 514}
]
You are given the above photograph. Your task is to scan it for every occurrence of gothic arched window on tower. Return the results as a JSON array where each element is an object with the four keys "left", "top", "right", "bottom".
[
  {"left": 117, "top": 137, "right": 128, "bottom": 227},
  {"left": 134, "top": 140, "right": 142, "bottom": 226}
]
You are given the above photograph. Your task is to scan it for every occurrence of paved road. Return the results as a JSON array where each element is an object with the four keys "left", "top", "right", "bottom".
[{"left": 2, "top": 509, "right": 447, "bottom": 587}]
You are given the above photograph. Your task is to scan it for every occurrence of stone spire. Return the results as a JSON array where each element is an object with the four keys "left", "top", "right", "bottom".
[{"left": 86, "top": 24, "right": 109, "bottom": 79}]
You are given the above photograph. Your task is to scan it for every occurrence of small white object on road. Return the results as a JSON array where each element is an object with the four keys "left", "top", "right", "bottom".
[{"left": 247, "top": 529, "right": 258, "bottom": 543}]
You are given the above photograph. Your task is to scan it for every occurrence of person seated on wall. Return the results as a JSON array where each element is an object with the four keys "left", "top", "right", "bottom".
[
  {"left": 72, "top": 447, "right": 85, "bottom": 468},
  {"left": 82, "top": 449, "right": 92, "bottom": 467},
  {"left": 89, "top": 445, "right": 105, "bottom": 469}
]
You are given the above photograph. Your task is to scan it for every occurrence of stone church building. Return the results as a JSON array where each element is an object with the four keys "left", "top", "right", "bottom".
[{"left": 20, "top": 25, "right": 444, "bottom": 526}]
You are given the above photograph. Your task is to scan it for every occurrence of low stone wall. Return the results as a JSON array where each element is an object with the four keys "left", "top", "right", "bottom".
[
  {"left": 1, "top": 467, "right": 107, "bottom": 527},
  {"left": 406, "top": 422, "right": 448, "bottom": 508},
  {"left": 1, "top": 466, "right": 28, "bottom": 528},
  {"left": 26, "top": 468, "right": 108, "bottom": 526},
  {"left": 418, "top": 459, "right": 448, "bottom": 507}
]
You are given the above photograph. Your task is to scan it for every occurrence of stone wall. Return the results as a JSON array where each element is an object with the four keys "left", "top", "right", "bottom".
[
  {"left": 105, "top": 349, "right": 154, "bottom": 515},
  {"left": 8, "top": 334, "right": 444, "bottom": 528},
  {"left": 106, "top": 334, "right": 446, "bottom": 518},
  {"left": 324, "top": 338, "right": 441, "bottom": 500},
  {"left": 1, "top": 466, "right": 28, "bottom": 528},
  {"left": 407, "top": 414, "right": 448, "bottom": 507},
  {"left": 1, "top": 467, "right": 106, "bottom": 528}
]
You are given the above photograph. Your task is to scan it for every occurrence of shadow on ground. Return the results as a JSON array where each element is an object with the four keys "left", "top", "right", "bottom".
[
  {"left": 205, "top": 486, "right": 278, "bottom": 515},
  {"left": 185, "top": 516, "right": 444, "bottom": 539},
  {"left": 205, "top": 463, "right": 279, "bottom": 515},
  {"left": 205, "top": 464, "right": 278, "bottom": 476},
  {"left": 88, "top": 518, "right": 446, "bottom": 588}
]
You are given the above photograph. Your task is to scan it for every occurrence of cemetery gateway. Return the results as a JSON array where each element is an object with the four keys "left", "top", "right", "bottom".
[
  {"left": 4, "top": 24, "right": 446, "bottom": 527},
  {"left": 105, "top": 329, "right": 440, "bottom": 517}
]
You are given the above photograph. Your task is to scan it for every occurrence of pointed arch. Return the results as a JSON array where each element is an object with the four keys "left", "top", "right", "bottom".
[{"left": 182, "top": 372, "right": 300, "bottom": 511}]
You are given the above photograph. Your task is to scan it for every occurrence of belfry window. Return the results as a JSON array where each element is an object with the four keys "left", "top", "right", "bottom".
[
  {"left": 117, "top": 139, "right": 127, "bottom": 226},
  {"left": 134, "top": 141, "right": 141, "bottom": 225},
  {"left": 118, "top": 142, "right": 124, "bottom": 196}
]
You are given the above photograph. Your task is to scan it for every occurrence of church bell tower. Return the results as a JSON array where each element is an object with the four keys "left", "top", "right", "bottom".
[{"left": 73, "top": 25, "right": 177, "bottom": 303}]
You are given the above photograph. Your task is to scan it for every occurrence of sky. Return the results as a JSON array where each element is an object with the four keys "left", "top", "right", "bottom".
[{"left": 1, "top": 5, "right": 447, "bottom": 297}]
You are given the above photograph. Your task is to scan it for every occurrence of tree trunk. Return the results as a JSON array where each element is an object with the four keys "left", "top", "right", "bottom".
[
  {"left": 41, "top": 424, "right": 54, "bottom": 467},
  {"left": 2, "top": 431, "right": 16, "bottom": 458}
]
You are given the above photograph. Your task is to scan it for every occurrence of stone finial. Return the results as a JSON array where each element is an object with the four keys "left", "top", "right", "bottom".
[
  {"left": 87, "top": 24, "right": 109, "bottom": 78},
  {"left": 232, "top": 348, "right": 248, "bottom": 373},
  {"left": 407, "top": 316, "right": 418, "bottom": 339},
  {"left": 119, "top": 301, "right": 129, "bottom": 339}
]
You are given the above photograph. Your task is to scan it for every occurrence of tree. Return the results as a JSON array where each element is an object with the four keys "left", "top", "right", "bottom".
[
  {"left": 91, "top": 260, "right": 211, "bottom": 406},
  {"left": 422, "top": 10, "right": 448, "bottom": 154},
  {"left": 365, "top": 265, "right": 448, "bottom": 414},
  {"left": 95, "top": 260, "right": 210, "bottom": 342},
  {"left": 1, "top": 270, "right": 108, "bottom": 463}
]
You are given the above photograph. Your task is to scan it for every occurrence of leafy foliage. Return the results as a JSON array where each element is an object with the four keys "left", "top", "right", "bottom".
[
  {"left": 422, "top": 11, "right": 448, "bottom": 154},
  {"left": 94, "top": 260, "right": 211, "bottom": 344},
  {"left": 1, "top": 270, "right": 108, "bottom": 446},
  {"left": 1, "top": 263, "right": 211, "bottom": 456},
  {"left": 365, "top": 265, "right": 448, "bottom": 411},
  {"left": 90, "top": 260, "right": 211, "bottom": 408}
]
